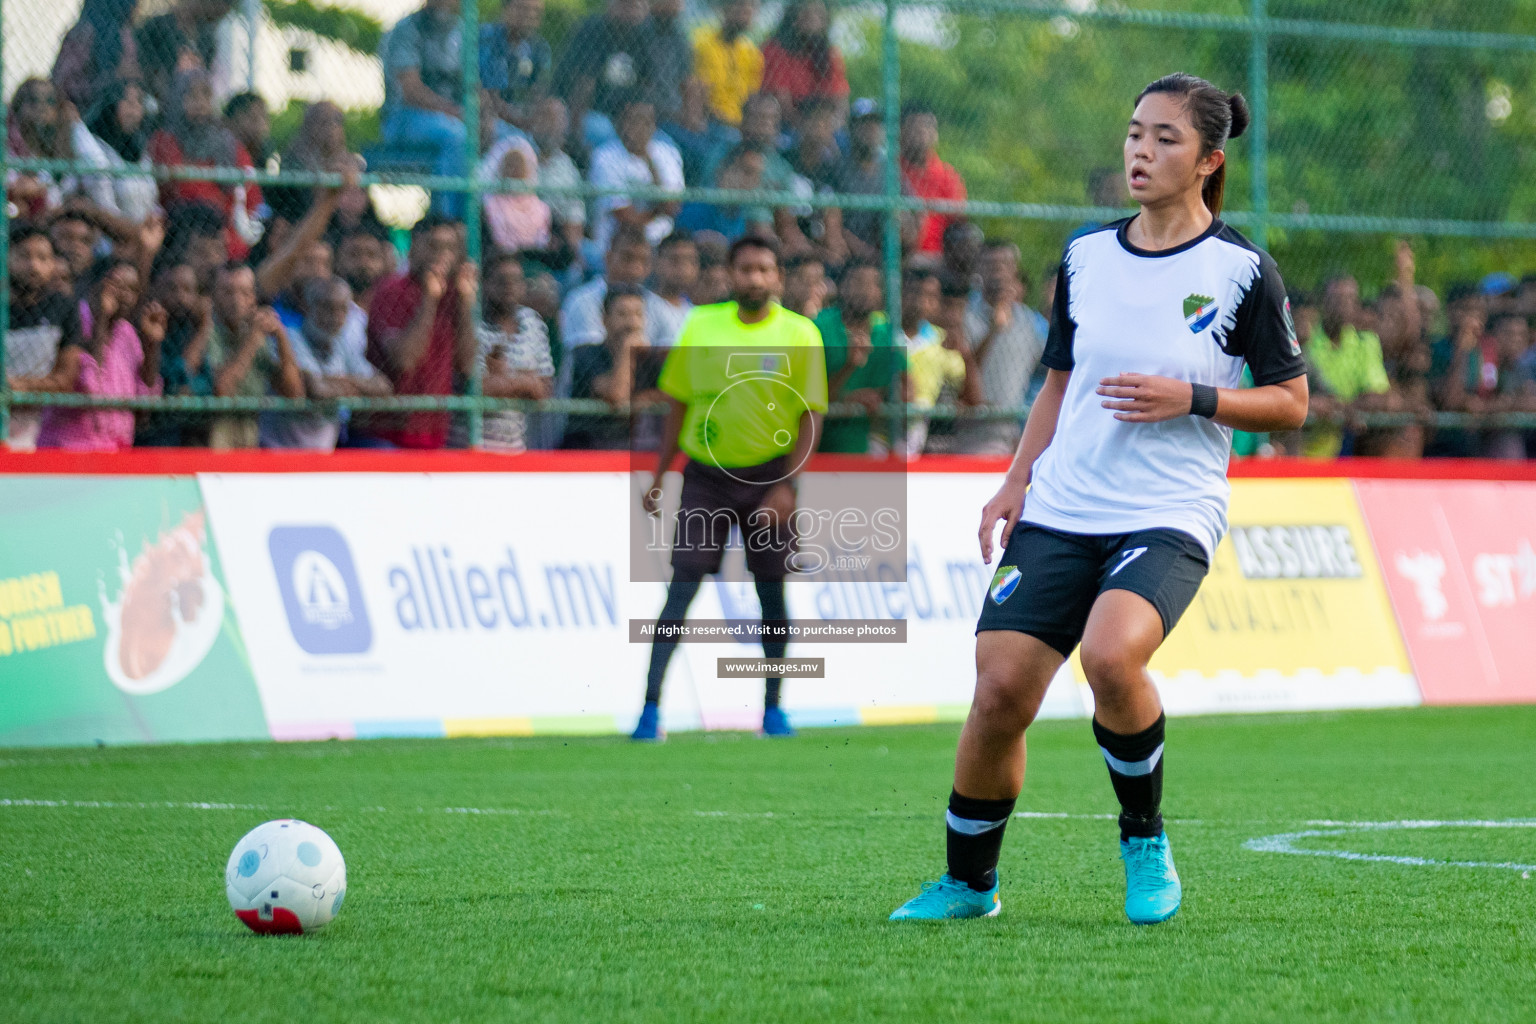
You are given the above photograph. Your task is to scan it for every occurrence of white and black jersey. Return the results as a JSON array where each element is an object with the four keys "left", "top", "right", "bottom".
[{"left": 1024, "top": 218, "right": 1305, "bottom": 559}]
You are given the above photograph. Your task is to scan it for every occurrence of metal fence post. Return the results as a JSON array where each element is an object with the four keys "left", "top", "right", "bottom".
[
  {"left": 462, "top": 0, "right": 484, "bottom": 448},
  {"left": 244, "top": 0, "right": 261, "bottom": 92},
  {"left": 1248, "top": 0, "right": 1270, "bottom": 249},
  {"left": 880, "top": 0, "right": 903, "bottom": 452}
]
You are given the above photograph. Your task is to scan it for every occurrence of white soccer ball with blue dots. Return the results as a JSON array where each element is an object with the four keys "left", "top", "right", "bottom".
[{"left": 225, "top": 819, "right": 347, "bottom": 934}]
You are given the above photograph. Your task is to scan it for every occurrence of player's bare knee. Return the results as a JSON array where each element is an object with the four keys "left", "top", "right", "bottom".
[
  {"left": 970, "top": 670, "right": 1039, "bottom": 732},
  {"left": 1079, "top": 642, "right": 1144, "bottom": 694}
]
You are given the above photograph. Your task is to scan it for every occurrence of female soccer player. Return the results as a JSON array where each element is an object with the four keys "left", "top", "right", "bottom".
[{"left": 891, "top": 74, "right": 1308, "bottom": 925}]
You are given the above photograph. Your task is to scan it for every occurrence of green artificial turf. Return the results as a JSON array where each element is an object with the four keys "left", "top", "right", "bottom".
[{"left": 3, "top": 706, "right": 1536, "bottom": 1022}]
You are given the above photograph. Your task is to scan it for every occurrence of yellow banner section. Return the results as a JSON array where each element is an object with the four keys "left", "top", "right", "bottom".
[
  {"left": 0, "top": 570, "right": 98, "bottom": 658},
  {"left": 1076, "top": 479, "right": 1411, "bottom": 680}
]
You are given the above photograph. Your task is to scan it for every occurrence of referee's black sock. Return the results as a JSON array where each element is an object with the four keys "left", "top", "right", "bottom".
[
  {"left": 643, "top": 572, "right": 704, "bottom": 705},
  {"left": 755, "top": 578, "right": 788, "bottom": 709},
  {"left": 945, "top": 789, "right": 1016, "bottom": 892},
  {"left": 1093, "top": 713, "right": 1166, "bottom": 841}
]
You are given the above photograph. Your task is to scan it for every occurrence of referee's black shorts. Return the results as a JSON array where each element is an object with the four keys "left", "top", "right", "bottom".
[
  {"left": 975, "top": 523, "right": 1210, "bottom": 657},
  {"left": 672, "top": 456, "right": 797, "bottom": 579}
]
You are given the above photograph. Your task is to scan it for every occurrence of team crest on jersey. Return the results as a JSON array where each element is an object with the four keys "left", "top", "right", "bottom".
[
  {"left": 989, "top": 564, "right": 1022, "bottom": 605},
  {"left": 1183, "top": 293, "right": 1219, "bottom": 334}
]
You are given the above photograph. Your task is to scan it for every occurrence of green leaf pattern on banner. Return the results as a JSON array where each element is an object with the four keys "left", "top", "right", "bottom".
[{"left": 0, "top": 478, "right": 268, "bottom": 747}]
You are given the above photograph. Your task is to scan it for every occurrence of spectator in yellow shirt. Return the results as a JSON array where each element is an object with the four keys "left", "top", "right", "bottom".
[
  {"left": 693, "top": 0, "right": 762, "bottom": 126},
  {"left": 1304, "top": 275, "right": 1408, "bottom": 457},
  {"left": 900, "top": 266, "right": 981, "bottom": 458}
]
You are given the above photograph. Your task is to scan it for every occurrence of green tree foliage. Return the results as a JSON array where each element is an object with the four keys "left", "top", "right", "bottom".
[
  {"left": 267, "top": 0, "right": 1536, "bottom": 293},
  {"left": 483, "top": 0, "right": 589, "bottom": 49},
  {"left": 1272, "top": 0, "right": 1536, "bottom": 35},
  {"left": 263, "top": 0, "right": 383, "bottom": 55},
  {"left": 269, "top": 101, "right": 380, "bottom": 155},
  {"left": 845, "top": 3, "right": 1536, "bottom": 292}
]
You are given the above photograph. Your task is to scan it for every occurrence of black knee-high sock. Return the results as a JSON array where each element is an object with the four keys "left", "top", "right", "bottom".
[
  {"left": 755, "top": 578, "right": 787, "bottom": 709},
  {"left": 643, "top": 572, "right": 703, "bottom": 704},
  {"left": 1092, "top": 713, "right": 1166, "bottom": 841},
  {"left": 945, "top": 789, "right": 1017, "bottom": 891}
]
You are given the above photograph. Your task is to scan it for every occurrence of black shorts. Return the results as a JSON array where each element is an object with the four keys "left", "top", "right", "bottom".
[
  {"left": 671, "top": 456, "right": 797, "bottom": 579},
  {"left": 975, "top": 523, "right": 1210, "bottom": 657}
]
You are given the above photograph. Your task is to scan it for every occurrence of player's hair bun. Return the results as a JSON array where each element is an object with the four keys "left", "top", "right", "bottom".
[
  {"left": 1135, "top": 73, "right": 1247, "bottom": 214},
  {"left": 1226, "top": 92, "right": 1251, "bottom": 141}
]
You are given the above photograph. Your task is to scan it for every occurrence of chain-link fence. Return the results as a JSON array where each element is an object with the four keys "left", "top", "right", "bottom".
[{"left": 4, "top": 0, "right": 1536, "bottom": 456}]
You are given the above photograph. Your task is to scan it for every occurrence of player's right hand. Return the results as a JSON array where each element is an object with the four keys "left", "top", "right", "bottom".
[
  {"left": 756, "top": 481, "right": 796, "bottom": 526},
  {"left": 978, "top": 480, "right": 1026, "bottom": 564},
  {"left": 641, "top": 476, "right": 663, "bottom": 516}
]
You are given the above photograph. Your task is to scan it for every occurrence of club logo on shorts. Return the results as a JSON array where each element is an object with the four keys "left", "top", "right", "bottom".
[
  {"left": 1184, "top": 293, "right": 1219, "bottom": 334},
  {"left": 989, "top": 564, "right": 1022, "bottom": 605}
]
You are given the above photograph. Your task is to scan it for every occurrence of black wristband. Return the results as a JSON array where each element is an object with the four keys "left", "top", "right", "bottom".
[{"left": 1189, "top": 383, "right": 1219, "bottom": 418}]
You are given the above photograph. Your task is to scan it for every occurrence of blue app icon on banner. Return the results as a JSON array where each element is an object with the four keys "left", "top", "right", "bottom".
[{"left": 268, "top": 526, "right": 372, "bottom": 654}]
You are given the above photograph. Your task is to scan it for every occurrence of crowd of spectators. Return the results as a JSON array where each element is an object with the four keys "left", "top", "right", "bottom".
[
  {"left": 4, "top": 0, "right": 1535, "bottom": 457},
  {"left": 1278, "top": 245, "right": 1536, "bottom": 459}
]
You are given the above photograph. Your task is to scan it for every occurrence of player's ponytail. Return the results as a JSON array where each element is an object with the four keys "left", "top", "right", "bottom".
[{"left": 1136, "top": 73, "right": 1248, "bottom": 217}]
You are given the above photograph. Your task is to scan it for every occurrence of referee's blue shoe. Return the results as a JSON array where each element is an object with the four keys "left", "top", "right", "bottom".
[
  {"left": 1121, "top": 833, "right": 1181, "bottom": 924},
  {"left": 630, "top": 702, "right": 664, "bottom": 742},
  {"left": 889, "top": 874, "right": 1001, "bottom": 920},
  {"left": 761, "top": 706, "right": 796, "bottom": 737}
]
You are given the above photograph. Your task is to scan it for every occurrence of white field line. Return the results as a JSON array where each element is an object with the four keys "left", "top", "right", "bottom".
[
  {"left": 0, "top": 798, "right": 556, "bottom": 816},
  {"left": 1013, "top": 811, "right": 1117, "bottom": 820},
  {"left": 691, "top": 810, "right": 1122, "bottom": 820},
  {"left": 0, "top": 799, "right": 1196, "bottom": 823},
  {"left": 9, "top": 795, "right": 1529, "bottom": 873},
  {"left": 1244, "top": 819, "right": 1536, "bottom": 872},
  {"left": 0, "top": 798, "right": 263, "bottom": 811},
  {"left": 691, "top": 810, "right": 1206, "bottom": 822},
  {"left": 0, "top": 799, "right": 1176, "bottom": 823},
  {"left": 1303, "top": 818, "right": 1536, "bottom": 829}
]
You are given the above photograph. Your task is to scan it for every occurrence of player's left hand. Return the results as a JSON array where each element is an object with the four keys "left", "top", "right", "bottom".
[
  {"left": 641, "top": 475, "right": 663, "bottom": 516},
  {"left": 1097, "top": 373, "right": 1196, "bottom": 422},
  {"left": 756, "top": 481, "right": 796, "bottom": 526}
]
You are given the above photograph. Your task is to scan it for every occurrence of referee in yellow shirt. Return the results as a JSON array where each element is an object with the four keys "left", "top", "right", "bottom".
[{"left": 634, "top": 236, "right": 827, "bottom": 740}]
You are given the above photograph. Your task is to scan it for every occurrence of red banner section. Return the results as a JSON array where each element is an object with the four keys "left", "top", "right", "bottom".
[
  {"left": 0, "top": 449, "right": 915, "bottom": 475},
  {"left": 1356, "top": 480, "right": 1536, "bottom": 705},
  {"left": 4, "top": 449, "right": 1536, "bottom": 478}
]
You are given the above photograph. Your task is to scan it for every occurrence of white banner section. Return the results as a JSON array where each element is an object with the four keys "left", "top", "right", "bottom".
[{"left": 201, "top": 472, "right": 1084, "bottom": 739}]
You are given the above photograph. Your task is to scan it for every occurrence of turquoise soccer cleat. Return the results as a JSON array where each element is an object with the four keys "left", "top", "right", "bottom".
[
  {"left": 761, "top": 706, "right": 796, "bottom": 737},
  {"left": 1121, "top": 833, "right": 1181, "bottom": 924},
  {"left": 889, "top": 874, "right": 1001, "bottom": 920},
  {"left": 630, "top": 702, "right": 665, "bottom": 742}
]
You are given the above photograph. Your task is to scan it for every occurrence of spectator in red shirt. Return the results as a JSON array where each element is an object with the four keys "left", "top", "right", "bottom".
[
  {"left": 761, "top": 0, "right": 848, "bottom": 130},
  {"left": 147, "top": 70, "right": 264, "bottom": 260},
  {"left": 365, "top": 215, "right": 479, "bottom": 448},
  {"left": 899, "top": 102, "right": 965, "bottom": 255}
]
